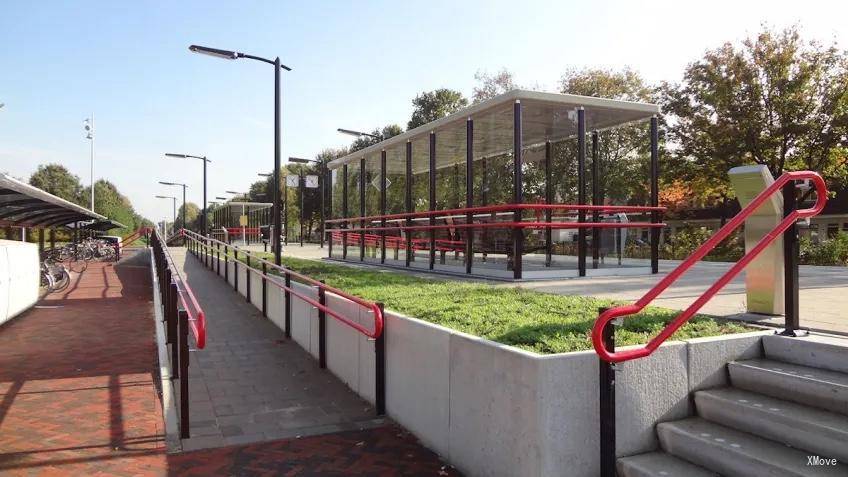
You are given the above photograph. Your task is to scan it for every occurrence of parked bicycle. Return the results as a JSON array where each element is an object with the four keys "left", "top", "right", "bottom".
[{"left": 40, "top": 259, "right": 70, "bottom": 293}]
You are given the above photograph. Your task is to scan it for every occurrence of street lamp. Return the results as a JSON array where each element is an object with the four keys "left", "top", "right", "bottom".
[
  {"left": 84, "top": 116, "right": 95, "bottom": 212},
  {"left": 155, "top": 195, "right": 177, "bottom": 236},
  {"left": 166, "top": 153, "right": 210, "bottom": 235},
  {"left": 159, "top": 181, "right": 187, "bottom": 230},
  {"left": 189, "top": 44, "right": 291, "bottom": 266},
  {"left": 337, "top": 128, "right": 382, "bottom": 140},
  {"left": 288, "top": 157, "right": 324, "bottom": 248}
]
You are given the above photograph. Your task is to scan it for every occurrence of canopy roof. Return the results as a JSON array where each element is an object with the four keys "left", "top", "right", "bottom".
[
  {"left": 328, "top": 89, "right": 660, "bottom": 174},
  {"left": 0, "top": 173, "right": 106, "bottom": 228}
]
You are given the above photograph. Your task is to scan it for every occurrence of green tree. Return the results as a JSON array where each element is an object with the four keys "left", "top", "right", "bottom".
[
  {"left": 661, "top": 25, "right": 848, "bottom": 201},
  {"left": 407, "top": 88, "right": 468, "bottom": 129},
  {"left": 177, "top": 202, "right": 200, "bottom": 230},
  {"left": 349, "top": 124, "right": 403, "bottom": 152},
  {"left": 472, "top": 68, "right": 517, "bottom": 104},
  {"left": 28, "top": 164, "right": 84, "bottom": 205}
]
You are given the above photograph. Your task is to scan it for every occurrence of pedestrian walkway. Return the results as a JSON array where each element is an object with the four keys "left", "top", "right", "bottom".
[
  {"left": 168, "top": 247, "right": 387, "bottom": 452},
  {"left": 0, "top": 248, "right": 458, "bottom": 476}
]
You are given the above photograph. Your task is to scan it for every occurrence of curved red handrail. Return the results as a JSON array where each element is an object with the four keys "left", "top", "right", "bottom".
[
  {"left": 155, "top": 229, "right": 206, "bottom": 349},
  {"left": 592, "top": 171, "right": 828, "bottom": 363},
  {"left": 324, "top": 203, "right": 665, "bottom": 225},
  {"left": 181, "top": 229, "right": 383, "bottom": 339}
]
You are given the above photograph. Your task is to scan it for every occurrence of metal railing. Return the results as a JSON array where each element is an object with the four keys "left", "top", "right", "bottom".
[
  {"left": 590, "top": 171, "right": 828, "bottom": 477},
  {"left": 179, "top": 228, "right": 386, "bottom": 414},
  {"left": 150, "top": 228, "right": 206, "bottom": 439}
]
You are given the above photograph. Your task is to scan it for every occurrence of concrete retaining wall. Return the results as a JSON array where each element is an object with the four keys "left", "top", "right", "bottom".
[{"left": 189, "top": 247, "right": 770, "bottom": 477}]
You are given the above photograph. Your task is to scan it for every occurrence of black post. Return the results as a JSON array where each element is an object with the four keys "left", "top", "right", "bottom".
[
  {"left": 168, "top": 280, "right": 179, "bottom": 379},
  {"left": 224, "top": 245, "right": 229, "bottom": 282},
  {"left": 592, "top": 131, "right": 600, "bottom": 269},
  {"left": 359, "top": 158, "right": 366, "bottom": 261},
  {"left": 342, "top": 164, "right": 348, "bottom": 259},
  {"left": 217, "top": 242, "right": 221, "bottom": 275},
  {"left": 429, "top": 132, "right": 436, "bottom": 270},
  {"left": 318, "top": 280, "right": 326, "bottom": 369},
  {"left": 545, "top": 141, "right": 553, "bottom": 267},
  {"left": 299, "top": 168, "right": 305, "bottom": 247},
  {"left": 178, "top": 309, "right": 190, "bottom": 439},
  {"left": 513, "top": 100, "right": 523, "bottom": 279},
  {"left": 38, "top": 228, "right": 44, "bottom": 257},
  {"left": 262, "top": 262, "right": 268, "bottom": 317},
  {"left": 405, "top": 141, "right": 413, "bottom": 266},
  {"left": 245, "top": 254, "right": 251, "bottom": 304},
  {"left": 380, "top": 150, "right": 387, "bottom": 264},
  {"left": 598, "top": 307, "right": 616, "bottom": 477},
  {"left": 233, "top": 249, "right": 239, "bottom": 292},
  {"left": 466, "top": 118, "right": 474, "bottom": 275},
  {"left": 284, "top": 271, "right": 292, "bottom": 338},
  {"left": 650, "top": 116, "right": 659, "bottom": 274},
  {"left": 273, "top": 56, "right": 282, "bottom": 265},
  {"left": 781, "top": 182, "right": 801, "bottom": 335},
  {"left": 577, "top": 108, "right": 587, "bottom": 277},
  {"left": 202, "top": 157, "right": 207, "bottom": 235},
  {"left": 375, "top": 302, "right": 386, "bottom": 416},
  {"left": 181, "top": 184, "right": 186, "bottom": 232}
]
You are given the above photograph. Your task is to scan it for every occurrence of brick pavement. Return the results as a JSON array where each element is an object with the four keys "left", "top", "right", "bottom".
[{"left": 0, "top": 249, "right": 459, "bottom": 476}]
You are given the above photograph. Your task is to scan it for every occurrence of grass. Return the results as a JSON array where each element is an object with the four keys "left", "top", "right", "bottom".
[{"left": 217, "top": 247, "right": 753, "bottom": 354}]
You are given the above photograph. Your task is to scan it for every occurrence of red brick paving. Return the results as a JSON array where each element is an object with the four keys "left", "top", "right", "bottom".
[{"left": 0, "top": 250, "right": 460, "bottom": 476}]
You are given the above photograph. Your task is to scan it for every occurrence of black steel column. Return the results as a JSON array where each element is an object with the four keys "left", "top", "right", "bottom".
[
  {"left": 513, "top": 100, "right": 523, "bottom": 280},
  {"left": 342, "top": 164, "right": 348, "bottom": 260},
  {"left": 284, "top": 271, "right": 291, "bottom": 338},
  {"left": 782, "top": 182, "right": 801, "bottom": 335},
  {"left": 178, "top": 309, "right": 190, "bottom": 438},
  {"left": 429, "top": 132, "right": 436, "bottom": 270},
  {"left": 598, "top": 307, "right": 616, "bottom": 477},
  {"left": 273, "top": 57, "right": 282, "bottom": 265},
  {"left": 360, "top": 158, "right": 366, "bottom": 261},
  {"left": 577, "top": 108, "right": 587, "bottom": 277},
  {"left": 545, "top": 141, "right": 552, "bottom": 267},
  {"left": 592, "top": 132, "right": 600, "bottom": 269},
  {"left": 380, "top": 150, "right": 387, "bottom": 264},
  {"left": 375, "top": 303, "right": 386, "bottom": 416},
  {"left": 38, "top": 228, "right": 44, "bottom": 257},
  {"left": 202, "top": 157, "right": 207, "bottom": 235},
  {"left": 405, "top": 141, "right": 413, "bottom": 266},
  {"left": 650, "top": 116, "right": 659, "bottom": 274},
  {"left": 466, "top": 118, "right": 474, "bottom": 274}
]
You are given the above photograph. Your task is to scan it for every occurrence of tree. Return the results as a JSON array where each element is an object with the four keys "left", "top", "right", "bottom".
[
  {"left": 349, "top": 124, "right": 403, "bottom": 152},
  {"left": 407, "top": 89, "right": 468, "bottom": 129},
  {"left": 661, "top": 25, "right": 848, "bottom": 201},
  {"left": 472, "top": 68, "right": 517, "bottom": 103},
  {"left": 28, "top": 164, "right": 84, "bottom": 205},
  {"left": 177, "top": 202, "right": 200, "bottom": 230},
  {"left": 559, "top": 67, "right": 657, "bottom": 204}
]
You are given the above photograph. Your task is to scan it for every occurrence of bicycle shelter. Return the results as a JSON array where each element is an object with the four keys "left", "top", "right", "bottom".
[{"left": 325, "top": 89, "right": 663, "bottom": 280}]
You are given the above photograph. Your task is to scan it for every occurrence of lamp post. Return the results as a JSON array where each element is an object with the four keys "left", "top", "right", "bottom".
[
  {"left": 159, "top": 181, "right": 187, "bottom": 230},
  {"left": 84, "top": 116, "right": 95, "bottom": 212},
  {"left": 166, "top": 153, "right": 210, "bottom": 235},
  {"left": 189, "top": 44, "right": 291, "bottom": 266},
  {"left": 289, "top": 157, "right": 323, "bottom": 247},
  {"left": 155, "top": 195, "right": 177, "bottom": 236}
]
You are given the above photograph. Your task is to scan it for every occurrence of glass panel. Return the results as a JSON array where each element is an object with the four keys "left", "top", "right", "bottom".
[
  {"left": 408, "top": 135, "right": 430, "bottom": 266},
  {"left": 363, "top": 152, "right": 381, "bottom": 262},
  {"left": 385, "top": 144, "right": 407, "bottom": 265},
  {"left": 345, "top": 161, "right": 361, "bottom": 260}
]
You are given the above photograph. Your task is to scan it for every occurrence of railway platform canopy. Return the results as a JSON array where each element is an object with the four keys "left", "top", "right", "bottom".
[
  {"left": 324, "top": 89, "right": 664, "bottom": 280},
  {"left": 0, "top": 173, "right": 105, "bottom": 229}
]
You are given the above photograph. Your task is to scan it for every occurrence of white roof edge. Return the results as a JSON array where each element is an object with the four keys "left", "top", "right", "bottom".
[
  {"left": 327, "top": 89, "right": 660, "bottom": 170},
  {"left": 0, "top": 173, "right": 107, "bottom": 221}
]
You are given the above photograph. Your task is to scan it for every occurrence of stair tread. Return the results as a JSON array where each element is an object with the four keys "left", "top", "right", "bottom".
[
  {"left": 617, "top": 451, "right": 718, "bottom": 477},
  {"left": 658, "top": 417, "right": 848, "bottom": 476},
  {"left": 731, "top": 358, "right": 848, "bottom": 387},
  {"left": 696, "top": 387, "right": 848, "bottom": 460}
]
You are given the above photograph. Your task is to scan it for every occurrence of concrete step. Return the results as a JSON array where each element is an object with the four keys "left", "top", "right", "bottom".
[
  {"left": 728, "top": 358, "right": 848, "bottom": 416},
  {"left": 657, "top": 417, "right": 848, "bottom": 476},
  {"left": 617, "top": 451, "right": 718, "bottom": 477},
  {"left": 764, "top": 334, "right": 848, "bottom": 374},
  {"left": 696, "top": 387, "right": 848, "bottom": 461}
]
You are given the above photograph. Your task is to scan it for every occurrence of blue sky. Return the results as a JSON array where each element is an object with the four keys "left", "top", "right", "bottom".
[{"left": 1, "top": 0, "right": 845, "bottom": 223}]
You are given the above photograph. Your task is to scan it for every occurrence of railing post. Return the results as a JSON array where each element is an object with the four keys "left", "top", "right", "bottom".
[
  {"left": 284, "top": 271, "right": 292, "bottom": 338},
  {"left": 178, "top": 309, "right": 190, "bottom": 439},
  {"left": 781, "top": 182, "right": 802, "bottom": 336},
  {"left": 245, "top": 255, "right": 252, "bottom": 304},
  {"left": 375, "top": 302, "right": 386, "bottom": 416},
  {"left": 233, "top": 249, "right": 239, "bottom": 292},
  {"left": 216, "top": 241, "right": 221, "bottom": 275},
  {"left": 168, "top": 280, "right": 179, "bottom": 379},
  {"left": 318, "top": 280, "right": 326, "bottom": 369},
  {"left": 224, "top": 245, "right": 229, "bottom": 282},
  {"left": 598, "top": 307, "right": 615, "bottom": 477},
  {"left": 262, "top": 262, "right": 268, "bottom": 318}
]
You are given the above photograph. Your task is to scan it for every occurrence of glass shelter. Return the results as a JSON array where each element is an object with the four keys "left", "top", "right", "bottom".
[{"left": 325, "top": 90, "right": 664, "bottom": 280}]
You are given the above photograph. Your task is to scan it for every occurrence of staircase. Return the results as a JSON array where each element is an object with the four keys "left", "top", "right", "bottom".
[{"left": 618, "top": 334, "right": 848, "bottom": 476}]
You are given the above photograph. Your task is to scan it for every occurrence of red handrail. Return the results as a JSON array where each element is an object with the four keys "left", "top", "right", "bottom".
[
  {"left": 155, "top": 229, "right": 207, "bottom": 349},
  {"left": 335, "top": 221, "right": 663, "bottom": 233},
  {"left": 324, "top": 203, "right": 665, "bottom": 225},
  {"left": 121, "top": 227, "right": 151, "bottom": 246},
  {"left": 592, "top": 171, "right": 828, "bottom": 363},
  {"left": 180, "top": 229, "right": 383, "bottom": 339}
]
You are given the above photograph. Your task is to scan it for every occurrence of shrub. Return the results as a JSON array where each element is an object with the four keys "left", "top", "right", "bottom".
[{"left": 800, "top": 232, "right": 848, "bottom": 266}]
